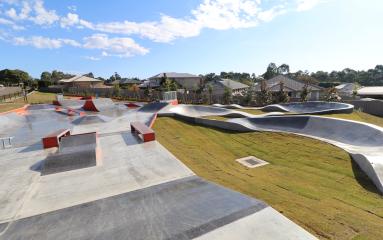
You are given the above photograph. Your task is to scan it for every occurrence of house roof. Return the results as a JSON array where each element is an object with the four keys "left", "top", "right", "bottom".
[
  {"left": 121, "top": 79, "right": 141, "bottom": 84},
  {"left": 149, "top": 72, "right": 200, "bottom": 79},
  {"left": 214, "top": 78, "right": 249, "bottom": 90},
  {"left": 335, "top": 83, "right": 357, "bottom": 92},
  {"left": 357, "top": 86, "right": 383, "bottom": 96},
  {"left": 254, "top": 75, "right": 322, "bottom": 91},
  {"left": 59, "top": 75, "right": 102, "bottom": 83}
]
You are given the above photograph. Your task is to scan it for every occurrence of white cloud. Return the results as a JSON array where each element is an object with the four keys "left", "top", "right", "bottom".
[
  {"left": 30, "top": 0, "right": 59, "bottom": 25},
  {"left": 13, "top": 36, "right": 80, "bottom": 48},
  {"left": 296, "top": 0, "right": 320, "bottom": 12},
  {"left": 83, "top": 34, "right": 149, "bottom": 57},
  {"left": 67, "top": 5, "right": 77, "bottom": 12},
  {"left": 0, "top": 17, "right": 24, "bottom": 30},
  {"left": 5, "top": 1, "right": 30, "bottom": 20},
  {"left": 84, "top": 56, "right": 101, "bottom": 61},
  {"left": 60, "top": 13, "right": 79, "bottom": 28}
]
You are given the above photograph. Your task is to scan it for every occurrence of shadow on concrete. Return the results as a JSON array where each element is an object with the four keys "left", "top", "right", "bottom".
[
  {"left": 351, "top": 157, "right": 380, "bottom": 195},
  {"left": 121, "top": 132, "right": 141, "bottom": 146},
  {"left": 18, "top": 142, "right": 43, "bottom": 153},
  {"left": 30, "top": 159, "right": 45, "bottom": 172}
]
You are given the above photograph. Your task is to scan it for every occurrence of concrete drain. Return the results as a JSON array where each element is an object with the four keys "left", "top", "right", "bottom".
[{"left": 236, "top": 156, "right": 269, "bottom": 168}]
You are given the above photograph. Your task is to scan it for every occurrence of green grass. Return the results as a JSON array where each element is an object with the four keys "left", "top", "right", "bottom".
[
  {"left": 0, "top": 91, "right": 59, "bottom": 113},
  {"left": 236, "top": 108, "right": 266, "bottom": 115},
  {"left": 153, "top": 117, "right": 383, "bottom": 240}
]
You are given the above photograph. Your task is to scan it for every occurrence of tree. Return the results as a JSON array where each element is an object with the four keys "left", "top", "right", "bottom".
[
  {"left": 170, "top": 80, "right": 178, "bottom": 91},
  {"left": 113, "top": 84, "right": 121, "bottom": 97},
  {"left": 300, "top": 83, "right": 311, "bottom": 102},
  {"left": 84, "top": 72, "right": 94, "bottom": 78},
  {"left": 0, "top": 69, "right": 31, "bottom": 85},
  {"left": 256, "top": 80, "right": 272, "bottom": 106},
  {"left": 223, "top": 87, "right": 232, "bottom": 104},
  {"left": 277, "top": 64, "right": 290, "bottom": 75},
  {"left": 262, "top": 63, "right": 278, "bottom": 80},
  {"left": 275, "top": 82, "right": 289, "bottom": 103},
  {"left": 326, "top": 87, "right": 341, "bottom": 102},
  {"left": 40, "top": 71, "right": 52, "bottom": 82},
  {"left": 163, "top": 78, "right": 172, "bottom": 91},
  {"left": 207, "top": 84, "right": 213, "bottom": 104}
]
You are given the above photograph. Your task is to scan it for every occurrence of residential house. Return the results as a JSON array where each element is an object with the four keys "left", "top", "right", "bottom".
[
  {"left": 206, "top": 78, "right": 249, "bottom": 95},
  {"left": 335, "top": 83, "right": 359, "bottom": 98},
  {"left": 357, "top": 86, "right": 383, "bottom": 99},
  {"left": 58, "top": 75, "right": 104, "bottom": 88},
  {"left": 147, "top": 72, "right": 203, "bottom": 90},
  {"left": 254, "top": 75, "right": 322, "bottom": 100}
]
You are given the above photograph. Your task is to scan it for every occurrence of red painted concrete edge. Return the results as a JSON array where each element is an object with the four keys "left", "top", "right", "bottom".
[{"left": 0, "top": 104, "right": 29, "bottom": 115}]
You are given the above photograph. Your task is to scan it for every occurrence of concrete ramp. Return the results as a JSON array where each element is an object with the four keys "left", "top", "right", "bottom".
[
  {"left": 83, "top": 98, "right": 115, "bottom": 112},
  {"left": 42, "top": 132, "right": 98, "bottom": 175}
]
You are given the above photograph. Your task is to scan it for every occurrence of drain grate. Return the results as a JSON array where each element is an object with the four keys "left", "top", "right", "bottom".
[{"left": 236, "top": 156, "right": 269, "bottom": 168}]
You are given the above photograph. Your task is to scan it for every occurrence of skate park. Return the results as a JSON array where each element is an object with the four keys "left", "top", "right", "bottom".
[{"left": 0, "top": 97, "right": 382, "bottom": 239}]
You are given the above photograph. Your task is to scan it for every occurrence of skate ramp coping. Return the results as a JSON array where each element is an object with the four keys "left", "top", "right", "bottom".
[{"left": 42, "top": 132, "right": 98, "bottom": 175}]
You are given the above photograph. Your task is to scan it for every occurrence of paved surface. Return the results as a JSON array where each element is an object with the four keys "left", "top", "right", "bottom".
[
  {"left": 1, "top": 176, "right": 268, "bottom": 240},
  {"left": 161, "top": 104, "right": 383, "bottom": 194},
  {"left": 214, "top": 101, "right": 354, "bottom": 114},
  {"left": 0, "top": 101, "right": 317, "bottom": 239}
]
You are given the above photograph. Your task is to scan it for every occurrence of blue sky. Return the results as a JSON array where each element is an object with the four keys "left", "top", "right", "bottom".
[{"left": 0, "top": 0, "right": 382, "bottom": 79}]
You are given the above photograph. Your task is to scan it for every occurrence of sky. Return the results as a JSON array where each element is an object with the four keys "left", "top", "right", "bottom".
[{"left": 0, "top": 0, "right": 382, "bottom": 79}]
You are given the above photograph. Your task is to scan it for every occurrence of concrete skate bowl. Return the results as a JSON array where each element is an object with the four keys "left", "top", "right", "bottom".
[
  {"left": 42, "top": 132, "right": 98, "bottom": 175},
  {"left": 215, "top": 101, "right": 354, "bottom": 115},
  {"left": 161, "top": 105, "right": 383, "bottom": 194}
]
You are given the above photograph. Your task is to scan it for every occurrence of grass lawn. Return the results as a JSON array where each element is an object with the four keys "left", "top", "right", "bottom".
[
  {"left": 153, "top": 117, "right": 383, "bottom": 240},
  {"left": 236, "top": 108, "right": 266, "bottom": 115},
  {"left": 0, "top": 91, "right": 58, "bottom": 113}
]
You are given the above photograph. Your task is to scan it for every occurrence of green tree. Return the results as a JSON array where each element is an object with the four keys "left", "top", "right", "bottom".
[
  {"left": 223, "top": 87, "right": 232, "bottom": 104},
  {"left": 170, "top": 80, "right": 178, "bottom": 91},
  {"left": 300, "top": 83, "right": 311, "bottom": 102},
  {"left": 207, "top": 84, "right": 213, "bottom": 104},
  {"left": 113, "top": 84, "right": 121, "bottom": 97},
  {"left": 277, "top": 64, "right": 290, "bottom": 75},
  {"left": 256, "top": 80, "right": 272, "bottom": 106},
  {"left": 275, "top": 82, "right": 289, "bottom": 103},
  {"left": 0, "top": 69, "right": 30, "bottom": 85},
  {"left": 40, "top": 71, "right": 52, "bottom": 82}
]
